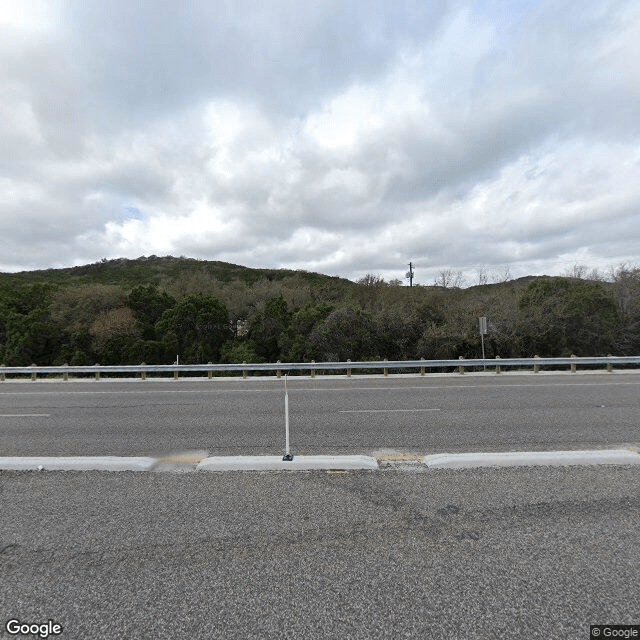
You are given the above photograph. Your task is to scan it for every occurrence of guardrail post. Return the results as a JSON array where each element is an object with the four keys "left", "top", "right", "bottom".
[
  {"left": 30, "top": 364, "right": 37, "bottom": 381},
  {"left": 0, "top": 365, "right": 5, "bottom": 382},
  {"left": 347, "top": 359, "right": 351, "bottom": 377},
  {"left": 384, "top": 359, "right": 388, "bottom": 377},
  {"left": 276, "top": 360, "right": 282, "bottom": 379},
  {"left": 94, "top": 364, "right": 100, "bottom": 380},
  {"left": 63, "top": 363, "right": 69, "bottom": 381},
  {"left": 141, "top": 363, "right": 146, "bottom": 381},
  {"left": 458, "top": 356, "right": 464, "bottom": 374},
  {"left": 571, "top": 354, "right": 577, "bottom": 373},
  {"left": 174, "top": 367, "right": 179, "bottom": 381},
  {"left": 495, "top": 356, "right": 501, "bottom": 374},
  {"left": 311, "top": 360, "right": 316, "bottom": 378},
  {"left": 607, "top": 354, "right": 613, "bottom": 373},
  {"left": 242, "top": 361, "right": 247, "bottom": 379},
  {"left": 420, "top": 357, "right": 425, "bottom": 377},
  {"left": 208, "top": 362, "right": 213, "bottom": 380},
  {"left": 534, "top": 355, "right": 540, "bottom": 374}
]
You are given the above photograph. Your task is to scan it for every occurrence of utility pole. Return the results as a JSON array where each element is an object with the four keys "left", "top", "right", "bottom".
[{"left": 406, "top": 262, "right": 415, "bottom": 287}]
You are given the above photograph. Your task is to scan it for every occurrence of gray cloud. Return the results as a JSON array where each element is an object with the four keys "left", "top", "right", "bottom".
[{"left": 0, "top": 0, "right": 638, "bottom": 283}]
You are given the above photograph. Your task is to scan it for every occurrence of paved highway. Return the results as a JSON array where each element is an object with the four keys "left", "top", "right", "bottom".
[
  {"left": 2, "top": 372, "right": 638, "bottom": 639},
  {"left": 1, "top": 466, "right": 638, "bottom": 639},
  {"left": 0, "top": 372, "right": 638, "bottom": 457}
]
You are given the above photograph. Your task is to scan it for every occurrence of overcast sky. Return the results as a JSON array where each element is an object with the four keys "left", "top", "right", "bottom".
[{"left": 1, "top": 0, "right": 638, "bottom": 284}]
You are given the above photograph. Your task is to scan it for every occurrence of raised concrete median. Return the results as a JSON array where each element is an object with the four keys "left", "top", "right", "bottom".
[
  {"left": 2, "top": 450, "right": 639, "bottom": 472},
  {"left": 196, "top": 455, "right": 379, "bottom": 471},
  {"left": 0, "top": 456, "right": 157, "bottom": 471},
  {"left": 423, "top": 448, "right": 640, "bottom": 469}
]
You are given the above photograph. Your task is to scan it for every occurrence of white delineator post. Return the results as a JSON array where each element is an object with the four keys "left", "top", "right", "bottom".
[{"left": 283, "top": 375, "right": 293, "bottom": 461}]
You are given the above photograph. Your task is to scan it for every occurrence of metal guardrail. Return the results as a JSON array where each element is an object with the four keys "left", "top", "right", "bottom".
[{"left": 1, "top": 356, "right": 639, "bottom": 380}]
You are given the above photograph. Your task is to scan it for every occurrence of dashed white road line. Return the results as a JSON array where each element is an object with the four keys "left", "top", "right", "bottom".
[
  {"left": 339, "top": 409, "right": 440, "bottom": 413},
  {"left": 0, "top": 413, "right": 50, "bottom": 417}
]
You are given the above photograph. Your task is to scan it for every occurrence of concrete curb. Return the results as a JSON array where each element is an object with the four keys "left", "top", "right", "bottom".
[
  {"left": 0, "top": 456, "right": 157, "bottom": 471},
  {"left": 196, "top": 455, "right": 379, "bottom": 471},
  {"left": 423, "top": 449, "right": 640, "bottom": 469},
  {"left": 2, "top": 450, "right": 639, "bottom": 472}
]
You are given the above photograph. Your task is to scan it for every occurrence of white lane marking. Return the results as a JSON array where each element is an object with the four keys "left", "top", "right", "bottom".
[
  {"left": 0, "top": 380, "right": 639, "bottom": 396},
  {"left": 0, "top": 413, "right": 50, "bottom": 417},
  {"left": 310, "top": 381, "right": 640, "bottom": 391},
  {"left": 339, "top": 409, "right": 441, "bottom": 413}
]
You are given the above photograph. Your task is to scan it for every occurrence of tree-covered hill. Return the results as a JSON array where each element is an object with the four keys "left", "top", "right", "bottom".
[
  {"left": 1, "top": 257, "right": 638, "bottom": 366},
  {"left": 0, "top": 255, "right": 350, "bottom": 289}
]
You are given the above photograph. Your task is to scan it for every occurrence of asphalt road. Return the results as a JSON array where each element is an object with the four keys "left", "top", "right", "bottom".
[
  {"left": 1, "top": 466, "right": 638, "bottom": 639},
  {"left": 0, "top": 372, "right": 639, "bottom": 457},
  {"left": 2, "top": 373, "right": 638, "bottom": 639}
]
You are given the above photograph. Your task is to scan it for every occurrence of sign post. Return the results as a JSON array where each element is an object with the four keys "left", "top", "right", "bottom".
[{"left": 479, "top": 317, "right": 488, "bottom": 369}]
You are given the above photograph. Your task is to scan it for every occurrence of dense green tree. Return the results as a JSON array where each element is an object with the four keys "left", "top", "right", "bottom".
[
  {"left": 56, "top": 328, "right": 93, "bottom": 365},
  {"left": 1, "top": 310, "right": 61, "bottom": 365},
  {"left": 219, "top": 340, "right": 264, "bottom": 364},
  {"left": 156, "top": 293, "right": 231, "bottom": 363},
  {"left": 608, "top": 266, "right": 640, "bottom": 353},
  {"left": 98, "top": 335, "right": 137, "bottom": 365},
  {"left": 90, "top": 307, "right": 139, "bottom": 354},
  {"left": 49, "top": 284, "right": 125, "bottom": 330},
  {"left": 127, "top": 339, "right": 169, "bottom": 365},
  {"left": 249, "top": 295, "right": 290, "bottom": 361},
  {"left": 517, "top": 277, "right": 619, "bottom": 356},
  {"left": 373, "top": 307, "right": 426, "bottom": 360},
  {"left": 308, "top": 306, "right": 377, "bottom": 361},
  {"left": 126, "top": 284, "right": 175, "bottom": 339},
  {"left": 2, "top": 258, "right": 639, "bottom": 368},
  {"left": 281, "top": 302, "right": 335, "bottom": 361},
  {"left": 0, "top": 284, "right": 61, "bottom": 365}
]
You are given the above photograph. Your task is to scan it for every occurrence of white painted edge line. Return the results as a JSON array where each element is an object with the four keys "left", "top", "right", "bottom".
[
  {"left": 196, "top": 455, "right": 379, "bottom": 471},
  {"left": 0, "top": 456, "right": 157, "bottom": 471},
  {"left": 423, "top": 449, "right": 640, "bottom": 469}
]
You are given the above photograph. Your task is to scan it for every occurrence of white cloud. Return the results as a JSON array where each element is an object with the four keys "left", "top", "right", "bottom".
[
  {"left": 0, "top": 0, "right": 56, "bottom": 31},
  {"left": 0, "top": 0, "right": 638, "bottom": 282}
]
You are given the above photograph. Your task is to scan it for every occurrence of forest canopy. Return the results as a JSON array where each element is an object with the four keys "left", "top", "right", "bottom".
[{"left": 0, "top": 256, "right": 638, "bottom": 366}]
